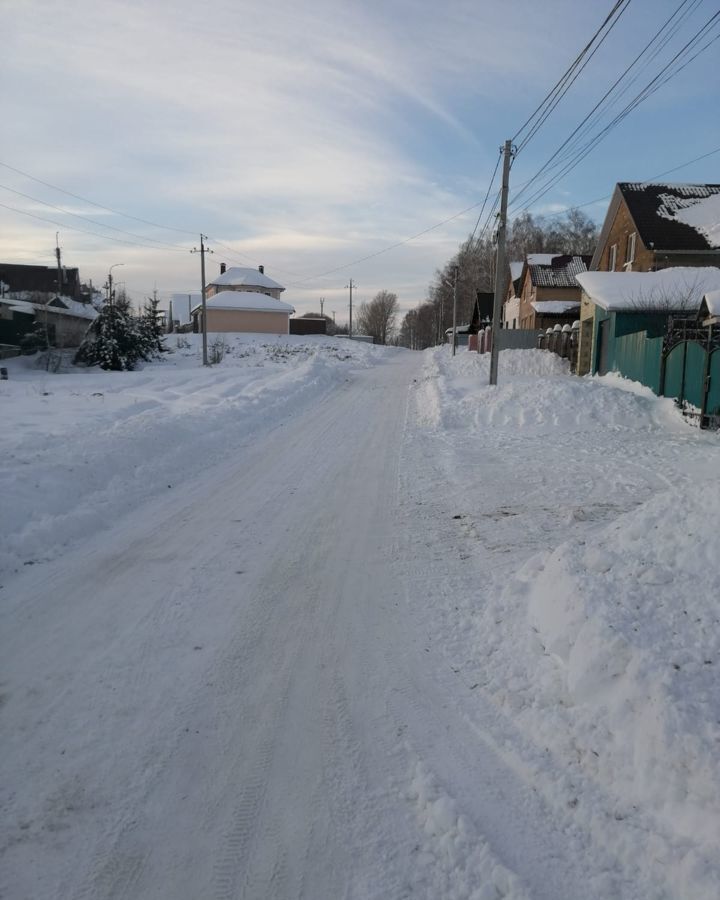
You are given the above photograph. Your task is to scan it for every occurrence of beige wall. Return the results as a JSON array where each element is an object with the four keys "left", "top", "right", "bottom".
[
  {"left": 205, "top": 308, "right": 289, "bottom": 334},
  {"left": 576, "top": 292, "right": 596, "bottom": 375}
]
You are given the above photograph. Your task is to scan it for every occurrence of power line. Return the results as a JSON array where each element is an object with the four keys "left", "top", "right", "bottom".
[
  {"left": 511, "top": 144, "right": 720, "bottom": 222},
  {"left": 285, "top": 191, "right": 504, "bottom": 286},
  {"left": 0, "top": 200, "right": 187, "bottom": 251},
  {"left": 468, "top": 150, "right": 502, "bottom": 244},
  {"left": 0, "top": 183, "right": 190, "bottom": 251},
  {"left": 513, "top": 0, "right": 633, "bottom": 156},
  {"left": 510, "top": 6, "right": 720, "bottom": 214},
  {"left": 0, "top": 159, "right": 198, "bottom": 237}
]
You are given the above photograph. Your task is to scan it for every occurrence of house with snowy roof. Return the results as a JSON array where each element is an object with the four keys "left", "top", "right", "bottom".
[
  {"left": 508, "top": 253, "right": 591, "bottom": 331},
  {"left": 192, "top": 264, "right": 295, "bottom": 335},
  {"left": 0, "top": 293, "right": 97, "bottom": 350},
  {"left": 574, "top": 267, "right": 720, "bottom": 403},
  {"left": 591, "top": 183, "right": 720, "bottom": 274}
]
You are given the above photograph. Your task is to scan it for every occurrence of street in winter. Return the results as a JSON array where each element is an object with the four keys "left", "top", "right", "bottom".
[
  {"left": 2, "top": 336, "right": 719, "bottom": 899},
  {"left": 3, "top": 1, "right": 720, "bottom": 898}
]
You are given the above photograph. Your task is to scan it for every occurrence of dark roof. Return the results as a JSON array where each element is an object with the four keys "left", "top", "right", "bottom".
[
  {"left": 618, "top": 182, "right": 720, "bottom": 253},
  {"left": 0, "top": 263, "right": 81, "bottom": 298},
  {"left": 528, "top": 255, "right": 591, "bottom": 288}
]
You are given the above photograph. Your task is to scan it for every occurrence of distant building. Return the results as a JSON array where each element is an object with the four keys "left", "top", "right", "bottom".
[
  {"left": 0, "top": 262, "right": 81, "bottom": 301},
  {"left": 192, "top": 265, "right": 294, "bottom": 334}
]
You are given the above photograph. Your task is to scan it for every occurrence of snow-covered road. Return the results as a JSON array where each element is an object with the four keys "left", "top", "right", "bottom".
[{"left": 2, "top": 342, "right": 719, "bottom": 899}]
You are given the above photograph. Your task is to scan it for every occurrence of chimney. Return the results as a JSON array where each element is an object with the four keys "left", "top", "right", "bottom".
[
  {"left": 220, "top": 262, "right": 226, "bottom": 275},
  {"left": 259, "top": 265, "right": 264, "bottom": 274}
]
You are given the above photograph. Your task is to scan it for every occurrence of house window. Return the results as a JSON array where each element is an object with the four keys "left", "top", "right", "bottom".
[
  {"left": 625, "top": 232, "right": 636, "bottom": 267},
  {"left": 609, "top": 244, "right": 617, "bottom": 271}
]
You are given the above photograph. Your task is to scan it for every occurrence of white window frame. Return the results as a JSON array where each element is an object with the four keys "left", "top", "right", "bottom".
[
  {"left": 609, "top": 244, "right": 617, "bottom": 271},
  {"left": 625, "top": 232, "right": 636, "bottom": 268}
]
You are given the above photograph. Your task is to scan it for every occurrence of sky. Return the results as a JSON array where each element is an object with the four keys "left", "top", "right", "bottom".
[{"left": 2, "top": 0, "right": 719, "bottom": 321}]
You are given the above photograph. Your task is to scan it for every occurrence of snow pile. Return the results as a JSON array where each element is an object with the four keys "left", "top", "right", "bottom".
[
  {"left": 404, "top": 344, "right": 720, "bottom": 897},
  {"left": 414, "top": 348, "right": 676, "bottom": 434},
  {"left": 406, "top": 761, "right": 530, "bottom": 900},
  {"left": 524, "top": 477, "right": 720, "bottom": 837},
  {"left": 0, "top": 334, "right": 394, "bottom": 581}
]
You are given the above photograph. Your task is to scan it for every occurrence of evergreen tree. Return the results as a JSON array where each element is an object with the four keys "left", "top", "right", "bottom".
[{"left": 74, "top": 292, "right": 164, "bottom": 371}]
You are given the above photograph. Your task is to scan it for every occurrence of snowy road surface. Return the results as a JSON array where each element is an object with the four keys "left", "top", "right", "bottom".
[{"left": 2, "top": 342, "right": 719, "bottom": 899}]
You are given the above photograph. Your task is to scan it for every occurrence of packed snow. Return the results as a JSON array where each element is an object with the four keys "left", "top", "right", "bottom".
[
  {"left": 1, "top": 338, "right": 719, "bottom": 899},
  {"left": 0, "top": 334, "right": 386, "bottom": 579}
]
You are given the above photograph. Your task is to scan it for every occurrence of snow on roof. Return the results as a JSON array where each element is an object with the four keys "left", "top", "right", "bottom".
[
  {"left": 702, "top": 289, "right": 720, "bottom": 316},
  {"left": 531, "top": 300, "right": 580, "bottom": 314},
  {"left": 509, "top": 261, "right": 524, "bottom": 282},
  {"left": 48, "top": 296, "right": 98, "bottom": 320},
  {"left": 670, "top": 193, "right": 720, "bottom": 249},
  {"left": 209, "top": 267, "right": 285, "bottom": 292},
  {"left": 526, "top": 253, "right": 560, "bottom": 266},
  {"left": 576, "top": 267, "right": 720, "bottom": 312},
  {"left": 1, "top": 295, "right": 97, "bottom": 320},
  {"left": 192, "top": 290, "right": 295, "bottom": 314}
]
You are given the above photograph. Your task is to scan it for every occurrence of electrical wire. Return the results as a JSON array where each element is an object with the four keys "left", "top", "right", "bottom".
[
  {"left": 0, "top": 159, "right": 198, "bottom": 237},
  {"left": 510, "top": 6, "right": 720, "bottom": 214},
  {"left": 513, "top": 0, "right": 633, "bottom": 156},
  {"left": 0, "top": 183, "right": 190, "bottom": 251},
  {"left": 468, "top": 150, "right": 502, "bottom": 244},
  {"left": 0, "top": 201, "right": 188, "bottom": 251}
]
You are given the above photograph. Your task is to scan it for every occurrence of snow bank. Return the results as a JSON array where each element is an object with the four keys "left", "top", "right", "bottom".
[
  {"left": 406, "top": 345, "right": 720, "bottom": 897},
  {"left": 415, "top": 347, "right": 676, "bottom": 434},
  {"left": 524, "top": 478, "right": 720, "bottom": 844},
  {"left": 0, "top": 334, "right": 394, "bottom": 581}
]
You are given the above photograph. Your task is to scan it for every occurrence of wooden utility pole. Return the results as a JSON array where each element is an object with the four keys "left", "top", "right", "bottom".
[
  {"left": 191, "top": 235, "right": 210, "bottom": 365},
  {"left": 451, "top": 264, "right": 459, "bottom": 356},
  {"left": 489, "top": 139, "right": 513, "bottom": 386},
  {"left": 346, "top": 279, "right": 355, "bottom": 337},
  {"left": 55, "top": 233, "right": 62, "bottom": 298}
]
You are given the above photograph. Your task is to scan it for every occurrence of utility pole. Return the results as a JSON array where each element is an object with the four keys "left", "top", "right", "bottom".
[
  {"left": 345, "top": 279, "right": 355, "bottom": 337},
  {"left": 320, "top": 297, "right": 325, "bottom": 317},
  {"left": 489, "top": 139, "right": 513, "bottom": 386},
  {"left": 55, "top": 233, "right": 62, "bottom": 299},
  {"left": 451, "top": 264, "right": 459, "bottom": 356},
  {"left": 107, "top": 263, "right": 124, "bottom": 310},
  {"left": 332, "top": 310, "right": 336, "bottom": 323},
  {"left": 191, "top": 235, "right": 211, "bottom": 366}
]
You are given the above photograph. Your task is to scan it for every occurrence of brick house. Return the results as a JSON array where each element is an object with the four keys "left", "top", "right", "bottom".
[
  {"left": 192, "top": 265, "right": 294, "bottom": 334},
  {"left": 577, "top": 183, "right": 720, "bottom": 372},
  {"left": 513, "top": 254, "right": 590, "bottom": 330},
  {"left": 591, "top": 183, "right": 720, "bottom": 273}
]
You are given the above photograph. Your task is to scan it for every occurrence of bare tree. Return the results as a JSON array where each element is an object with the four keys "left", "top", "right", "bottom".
[
  {"left": 356, "top": 290, "right": 399, "bottom": 344},
  {"left": 398, "top": 207, "right": 599, "bottom": 350}
]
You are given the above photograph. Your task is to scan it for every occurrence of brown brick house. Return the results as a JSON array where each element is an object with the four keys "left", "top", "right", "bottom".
[
  {"left": 513, "top": 254, "right": 590, "bottom": 330},
  {"left": 591, "top": 183, "right": 720, "bottom": 273}
]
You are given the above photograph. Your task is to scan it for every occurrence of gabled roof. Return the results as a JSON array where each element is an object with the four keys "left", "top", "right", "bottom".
[
  {"left": 592, "top": 183, "right": 720, "bottom": 268},
  {"left": 192, "top": 290, "right": 294, "bottom": 314},
  {"left": 527, "top": 254, "right": 590, "bottom": 288},
  {"left": 209, "top": 267, "right": 285, "bottom": 292},
  {"left": 576, "top": 267, "right": 720, "bottom": 313}
]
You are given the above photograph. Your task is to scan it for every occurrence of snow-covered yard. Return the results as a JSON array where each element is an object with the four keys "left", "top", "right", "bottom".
[{"left": 1, "top": 337, "right": 719, "bottom": 899}]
